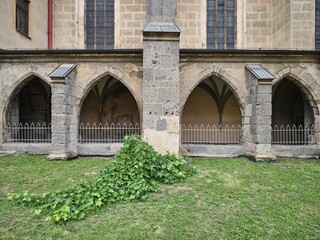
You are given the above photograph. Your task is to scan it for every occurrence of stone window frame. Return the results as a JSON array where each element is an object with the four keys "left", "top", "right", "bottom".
[
  {"left": 207, "top": 0, "right": 236, "bottom": 49},
  {"left": 85, "top": 0, "right": 115, "bottom": 49},
  {"left": 16, "top": 0, "right": 29, "bottom": 36}
]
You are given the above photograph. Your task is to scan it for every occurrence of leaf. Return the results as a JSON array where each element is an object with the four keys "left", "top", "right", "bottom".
[{"left": 35, "top": 209, "right": 42, "bottom": 215}]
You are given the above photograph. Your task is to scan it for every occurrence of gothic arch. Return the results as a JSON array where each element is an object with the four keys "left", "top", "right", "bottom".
[
  {"left": 76, "top": 66, "right": 142, "bottom": 117},
  {"left": 273, "top": 68, "right": 319, "bottom": 115},
  {"left": 1, "top": 68, "right": 51, "bottom": 126},
  {"left": 181, "top": 65, "right": 246, "bottom": 116}
]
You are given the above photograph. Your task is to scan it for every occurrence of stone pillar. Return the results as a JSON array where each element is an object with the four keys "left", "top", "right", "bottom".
[
  {"left": 48, "top": 67, "right": 78, "bottom": 160},
  {"left": 245, "top": 65, "right": 276, "bottom": 161},
  {"left": 142, "top": 0, "right": 180, "bottom": 154}
]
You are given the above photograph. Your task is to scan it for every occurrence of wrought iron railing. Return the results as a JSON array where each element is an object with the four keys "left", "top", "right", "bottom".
[
  {"left": 181, "top": 124, "right": 242, "bottom": 145},
  {"left": 79, "top": 123, "right": 140, "bottom": 143},
  {"left": 5, "top": 122, "right": 52, "bottom": 143},
  {"left": 272, "top": 124, "right": 315, "bottom": 145}
]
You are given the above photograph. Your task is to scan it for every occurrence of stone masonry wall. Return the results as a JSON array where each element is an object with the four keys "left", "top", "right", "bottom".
[
  {"left": 290, "top": 0, "right": 315, "bottom": 50},
  {"left": 115, "top": 0, "right": 145, "bottom": 48},
  {"left": 244, "top": 0, "right": 273, "bottom": 49},
  {"left": 241, "top": 0, "right": 315, "bottom": 50},
  {"left": 272, "top": 0, "right": 291, "bottom": 49},
  {"left": 0, "top": 52, "right": 320, "bottom": 157},
  {"left": 53, "top": 0, "right": 85, "bottom": 49},
  {"left": 176, "top": 0, "right": 205, "bottom": 48}
]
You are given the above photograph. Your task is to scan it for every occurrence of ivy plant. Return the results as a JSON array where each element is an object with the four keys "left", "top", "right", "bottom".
[{"left": 7, "top": 134, "right": 195, "bottom": 224}]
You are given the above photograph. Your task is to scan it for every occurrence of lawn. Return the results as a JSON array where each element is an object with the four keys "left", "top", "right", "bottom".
[{"left": 0, "top": 155, "right": 319, "bottom": 239}]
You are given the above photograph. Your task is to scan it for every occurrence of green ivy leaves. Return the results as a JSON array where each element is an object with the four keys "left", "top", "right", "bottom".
[{"left": 7, "top": 134, "right": 196, "bottom": 224}]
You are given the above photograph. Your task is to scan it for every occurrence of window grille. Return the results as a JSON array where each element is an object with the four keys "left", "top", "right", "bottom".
[
  {"left": 79, "top": 123, "right": 140, "bottom": 143},
  {"left": 272, "top": 125, "right": 315, "bottom": 145},
  {"left": 5, "top": 122, "right": 51, "bottom": 143},
  {"left": 16, "top": 0, "right": 29, "bottom": 36},
  {"left": 85, "top": 0, "right": 114, "bottom": 49},
  {"left": 316, "top": 0, "right": 320, "bottom": 49},
  {"left": 207, "top": 0, "right": 235, "bottom": 49},
  {"left": 181, "top": 124, "right": 241, "bottom": 145}
]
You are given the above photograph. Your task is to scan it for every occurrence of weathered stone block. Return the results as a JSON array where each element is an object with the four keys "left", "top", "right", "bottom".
[{"left": 156, "top": 118, "right": 167, "bottom": 131}]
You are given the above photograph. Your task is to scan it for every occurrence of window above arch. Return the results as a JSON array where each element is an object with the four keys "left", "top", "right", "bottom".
[
  {"left": 85, "top": 0, "right": 114, "bottom": 49},
  {"left": 207, "top": 0, "right": 235, "bottom": 49},
  {"left": 16, "top": 0, "right": 29, "bottom": 36}
]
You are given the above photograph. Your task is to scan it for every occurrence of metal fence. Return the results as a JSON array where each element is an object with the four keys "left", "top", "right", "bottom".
[
  {"left": 5, "top": 122, "right": 52, "bottom": 143},
  {"left": 79, "top": 123, "right": 140, "bottom": 143},
  {"left": 181, "top": 124, "right": 242, "bottom": 145},
  {"left": 272, "top": 124, "right": 315, "bottom": 145}
]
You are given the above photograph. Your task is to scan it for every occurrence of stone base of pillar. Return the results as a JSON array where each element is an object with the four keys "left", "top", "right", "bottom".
[
  {"left": 47, "top": 151, "right": 78, "bottom": 160},
  {"left": 245, "top": 152, "right": 277, "bottom": 162},
  {"left": 143, "top": 129, "right": 179, "bottom": 155},
  {"left": 244, "top": 144, "right": 277, "bottom": 162}
]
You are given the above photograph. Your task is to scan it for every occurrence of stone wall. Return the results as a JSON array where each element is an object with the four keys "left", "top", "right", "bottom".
[
  {"left": 272, "top": 0, "right": 291, "bottom": 49},
  {"left": 290, "top": 0, "right": 315, "bottom": 50},
  {"left": 243, "top": 0, "right": 273, "bottom": 49},
  {"left": 51, "top": 0, "right": 317, "bottom": 50},
  {"left": 115, "top": 0, "right": 145, "bottom": 48},
  {"left": 176, "top": 0, "right": 205, "bottom": 48},
  {"left": 1, "top": 0, "right": 317, "bottom": 50},
  {"left": 53, "top": 0, "right": 85, "bottom": 49},
  {"left": 0, "top": 51, "right": 320, "bottom": 158}
]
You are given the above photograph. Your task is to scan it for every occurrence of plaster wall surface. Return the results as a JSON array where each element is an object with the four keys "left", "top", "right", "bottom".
[{"left": 0, "top": 0, "right": 48, "bottom": 49}]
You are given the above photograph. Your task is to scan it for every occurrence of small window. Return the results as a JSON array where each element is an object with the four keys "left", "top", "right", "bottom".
[{"left": 16, "top": 0, "right": 29, "bottom": 36}]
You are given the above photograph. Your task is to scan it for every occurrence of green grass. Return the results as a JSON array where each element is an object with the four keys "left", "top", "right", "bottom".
[{"left": 0, "top": 155, "right": 319, "bottom": 239}]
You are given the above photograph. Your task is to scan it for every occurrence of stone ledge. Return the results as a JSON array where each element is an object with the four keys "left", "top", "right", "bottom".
[
  {"left": 47, "top": 151, "right": 78, "bottom": 160},
  {"left": 182, "top": 144, "right": 245, "bottom": 158},
  {"left": 143, "top": 23, "right": 180, "bottom": 41},
  {"left": 0, "top": 151, "right": 16, "bottom": 157},
  {"left": 245, "top": 152, "right": 277, "bottom": 162}
]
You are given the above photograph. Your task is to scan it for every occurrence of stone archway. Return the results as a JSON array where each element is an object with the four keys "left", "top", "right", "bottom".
[
  {"left": 273, "top": 68, "right": 319, "bottom": 116},
  {"left": 181, "top": 65, "right": 246, "bottom": 117},
  {"left": 272, "top": 69, "right": 319, "bottom": 145},
  {"left": 181, "top": 68, "right": 243, "bottom": 146},
  {"left": 80, "top": 75, "right": 140, "bottom": 125},
  {"left": 182, "top": 75, "right": 242, "bottom": 127},
  {"left": 76, "top": 66, "right": 142, "bottom": 121},
  {"left": 77, "top": 68, "right": 141, "bottom": 144},
  {"left": 273, "top": 78, "right": 314, "bottom": 127},
  {"left": 4, "top": 75, "right": 51, "bottom": 143}
]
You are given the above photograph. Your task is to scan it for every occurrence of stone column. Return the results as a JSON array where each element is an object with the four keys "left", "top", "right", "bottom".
[
  {"left": 48, "top": 67, "right": 78, "bottom": 160},
  {"left": 142, "top": 0, "right": 180, "bottom": 154},
  {"left": 245, "top": 65, "right": 276, "bottom": 161}
]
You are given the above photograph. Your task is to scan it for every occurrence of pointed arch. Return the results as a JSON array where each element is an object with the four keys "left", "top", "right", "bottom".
[
  {"left": 273, "top": 68, "right": 319, "bottom": 115},
  {"left": 76, "top": 66, "right": 142, "bottom": 117},
  {"left": 77, "top": 66, "right": 141, "bottom": 126},
  {"left": 181, "top": 66, "right": 243, "bottom": 127},
  {"left": 1, "top": 68, "right": 52, "bottom": 126},
  {"left": 181, "top": 65, "right": 245, "bottom": 117}
]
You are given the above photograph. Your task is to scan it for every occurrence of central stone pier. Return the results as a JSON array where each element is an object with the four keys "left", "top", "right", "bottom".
[{"left": 142, "top": 0, "right": 180, "bottom": 154}]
